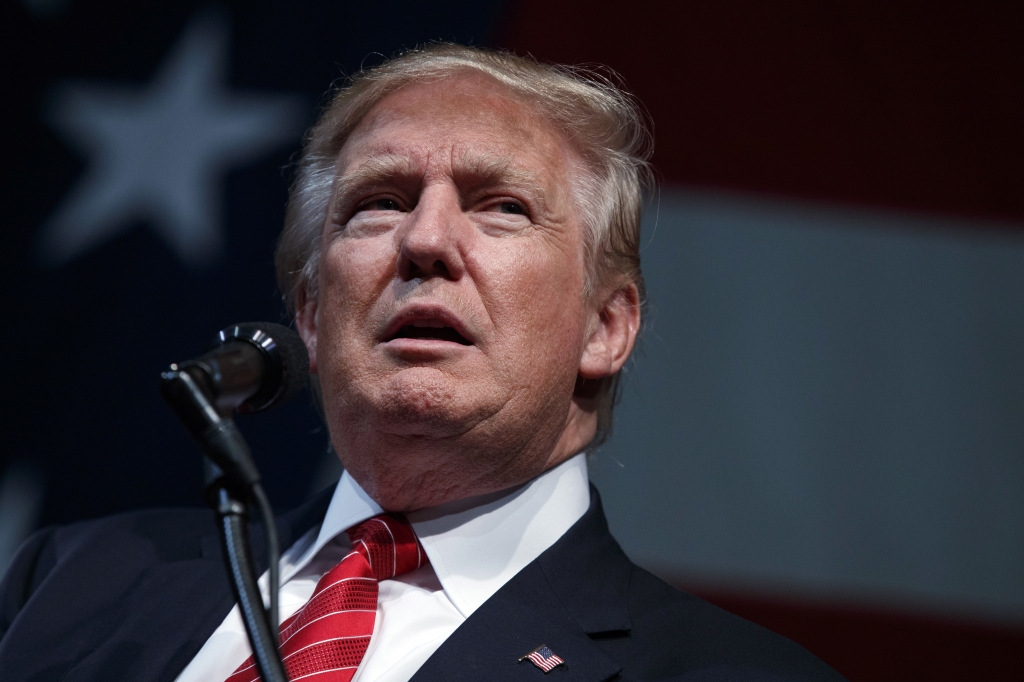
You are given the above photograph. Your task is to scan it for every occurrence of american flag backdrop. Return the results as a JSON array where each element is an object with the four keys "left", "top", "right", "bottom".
[{"left": 2, "top": 2, "right": 1022, "bottom": 680}]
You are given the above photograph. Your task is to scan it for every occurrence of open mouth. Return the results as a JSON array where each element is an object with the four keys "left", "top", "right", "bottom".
[{"left": 386, "top": 321, "right": 472, "bottom": 346}]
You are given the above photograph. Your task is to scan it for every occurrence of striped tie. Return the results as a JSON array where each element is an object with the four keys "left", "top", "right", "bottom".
[{"left": 226, "top": 514, "right": 426, "bottom": 682}]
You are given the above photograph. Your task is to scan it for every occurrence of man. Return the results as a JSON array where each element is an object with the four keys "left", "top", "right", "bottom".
[{"left": 0, "top": 45, "right": 844, "bottom": 681}]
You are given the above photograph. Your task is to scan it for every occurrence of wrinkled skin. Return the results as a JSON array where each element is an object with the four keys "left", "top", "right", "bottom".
[{"left": 296, "top": 72, "right": 639, "bottom": 511}]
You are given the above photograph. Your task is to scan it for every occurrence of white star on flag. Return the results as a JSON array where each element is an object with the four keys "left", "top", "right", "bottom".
[{"left": 38, "top": 9, "right": 304, "bottom": 267}]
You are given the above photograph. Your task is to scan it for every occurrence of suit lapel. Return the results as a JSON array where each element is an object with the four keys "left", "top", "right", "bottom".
[
  {"left": 155, "top": 488, "right": 334, "bottom": 681},
  {"left": 411, "top": 487, "right": 631, "bottom": 682},
  {"left": 56, "top": 488, "right": 334, "bottom": 682}
]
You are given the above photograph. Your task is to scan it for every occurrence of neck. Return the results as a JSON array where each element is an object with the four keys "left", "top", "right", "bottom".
[{"left": 336, "top": 398, "right": 597, "bottom": 512}]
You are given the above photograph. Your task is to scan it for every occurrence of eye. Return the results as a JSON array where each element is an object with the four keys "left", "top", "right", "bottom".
[
  {"left": 497, "top": 201, "right": 526, "bottom": 215},
  {"left": 356, "top": 198, "right": 403, "bottom": 213}
]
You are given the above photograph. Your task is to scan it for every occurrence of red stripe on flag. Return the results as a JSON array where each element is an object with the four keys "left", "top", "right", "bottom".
[
  {"left": 497, "top": 1, "right": 1024, "bottom": 226},
  {"left": 686, "top": 585, "right": 1024, "bottom": 681}
]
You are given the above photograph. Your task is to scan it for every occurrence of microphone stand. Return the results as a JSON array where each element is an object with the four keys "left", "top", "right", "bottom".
[{"left": 162, "top": 367, "right": 288, "bottom": 682}]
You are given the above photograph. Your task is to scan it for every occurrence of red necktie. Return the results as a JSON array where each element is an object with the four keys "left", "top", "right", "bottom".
[{"left": 226, "top": 514, "right": 426, "bottom": 682}]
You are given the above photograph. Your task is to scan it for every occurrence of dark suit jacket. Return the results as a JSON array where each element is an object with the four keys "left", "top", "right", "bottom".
[{"left": 0, "top": 487, "right": 845, "bottom": 682}]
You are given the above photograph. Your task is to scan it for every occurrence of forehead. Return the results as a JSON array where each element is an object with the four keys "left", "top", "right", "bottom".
[{"left": 336, "top": 72, "right": 579, "bottom": 181}]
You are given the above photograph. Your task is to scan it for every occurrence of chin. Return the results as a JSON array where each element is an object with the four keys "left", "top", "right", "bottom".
[{"left": 360, "top": 367, "right": 489, "bottom": 437}]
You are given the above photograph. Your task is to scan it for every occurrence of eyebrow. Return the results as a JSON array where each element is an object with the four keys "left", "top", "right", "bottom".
[
  {"left": 332, "top": 153, "right": 419, "bottom": 203},
  {"left": 328, "top": 147, "right": 551, "bottom": 222},
  {"left": 449, "top": 150, "right": 546, "bottom": 197}
]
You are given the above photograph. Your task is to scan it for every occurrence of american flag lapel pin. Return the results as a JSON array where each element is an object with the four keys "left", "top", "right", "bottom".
[{"left": 519, "top": 644, "right": 567, "bottom": 673}]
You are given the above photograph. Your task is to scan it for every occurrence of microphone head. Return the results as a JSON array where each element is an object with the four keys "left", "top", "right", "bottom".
[{"left": 212, "top": 322, "right": 310, "bottom": 413}]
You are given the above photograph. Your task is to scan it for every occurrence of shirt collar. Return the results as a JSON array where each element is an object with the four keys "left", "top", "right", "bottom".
[
  {"left": 290, "top": 452, "right": 591, "bottom": 619},
  {"left": 314, "top": 467, "right": 385, "bottom": 550}
]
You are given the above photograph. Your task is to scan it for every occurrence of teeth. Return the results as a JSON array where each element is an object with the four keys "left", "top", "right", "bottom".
[{"left": 410, "top": 319, "right": 446, "bottom": 328}]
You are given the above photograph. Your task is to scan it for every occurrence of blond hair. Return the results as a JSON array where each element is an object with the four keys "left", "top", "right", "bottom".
[{"left": 276, "top": 43, "right": 653, "bottom": 445}]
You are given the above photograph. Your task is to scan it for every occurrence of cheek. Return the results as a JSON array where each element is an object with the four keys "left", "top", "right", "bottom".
[
  {"left": 321, "top": 239, "right": 393, "bottom": 313},
  {"left": 487, "top": 242, "right": 588, "bottom": 365},
  {"left": 316, "top": 238, "right": 397, "bottom": 368}
]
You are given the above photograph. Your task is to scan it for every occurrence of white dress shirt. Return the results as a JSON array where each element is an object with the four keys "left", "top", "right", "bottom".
[{"left": 174, "top": 453, "right": 590, "bottom": 682}]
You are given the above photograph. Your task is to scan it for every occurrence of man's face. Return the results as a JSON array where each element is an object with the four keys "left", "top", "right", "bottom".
[{"left": 299, "top": 73, "right": 603, "bottom": 509}]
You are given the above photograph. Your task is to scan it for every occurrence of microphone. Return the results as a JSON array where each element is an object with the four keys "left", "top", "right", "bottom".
[
  {"left": 160, "top": 322, "right": 309, "bottom": 490},
  {"left": 173, "top": 322, "right": 310, "bottom": 415}
]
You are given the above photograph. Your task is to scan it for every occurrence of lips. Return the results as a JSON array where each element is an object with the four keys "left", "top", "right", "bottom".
[{"left": 381, "top": 306, "right": 474, "bottom": 346}]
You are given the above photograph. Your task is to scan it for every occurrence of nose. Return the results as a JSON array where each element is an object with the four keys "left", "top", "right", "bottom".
[{"left": 397, "top": 184, "right": 466, "bottom": 282}]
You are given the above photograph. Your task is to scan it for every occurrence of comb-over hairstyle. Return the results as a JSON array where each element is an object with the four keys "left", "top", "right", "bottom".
[{"left": 276, "top": 43, "right": 653, "bottom": 446}]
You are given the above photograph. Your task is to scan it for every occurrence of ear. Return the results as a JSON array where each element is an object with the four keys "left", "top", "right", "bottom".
[
  {"left": 578, "top": 281, "right": 640, "bottom": 380},
  {"left": 294, "top": 288, "right": 320, "bottom": 375}
]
